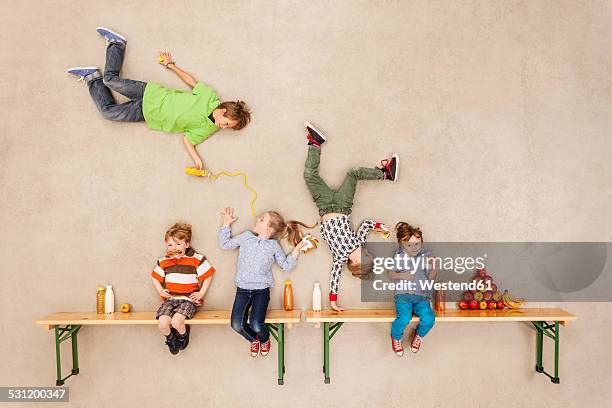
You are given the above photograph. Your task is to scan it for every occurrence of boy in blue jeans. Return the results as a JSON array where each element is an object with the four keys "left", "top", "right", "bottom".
[{"left": 388, "top": 222, "right": 437, "bottom": 356}]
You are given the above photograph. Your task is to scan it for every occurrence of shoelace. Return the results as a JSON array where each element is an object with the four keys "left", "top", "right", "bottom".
[
  {"left": 392, "top": 338, "right": 403, "bottom": 351},
  {"left": 412, "top": 335, "right": 422, "bottom": 348},
  {"left": 75, "top": 76, "right": 87, "bottom": 86},
  {"left": 261, "top": 340, "right": 271, "bottom": 351},
  {"left": 250, "top": 340, "right": 260, "bottom": 352},
  {"left": 379, "top": 159, "right": 390, "bottom": 170}
]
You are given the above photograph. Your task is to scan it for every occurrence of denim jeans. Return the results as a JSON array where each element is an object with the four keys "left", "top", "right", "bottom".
[
  {"left": 304, "top": 146, "right": 383, "bottom": 216},
  {"left": 87, "top": 42, "right": 146, "bottom": 122},
  {"left": 391, "top": 293, "right": 436, "bottom": 340},
  {"left": 230, "top": 287, "right": 270, "bottom": 343}
]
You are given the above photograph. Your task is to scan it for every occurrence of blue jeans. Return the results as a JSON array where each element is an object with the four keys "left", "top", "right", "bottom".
[
  {"left": 391, "top": 294, "right": 436, "bottom": 340},
  {"left": 88, "top": 42, "right": 146, "bottom": 122},
  {"left": 230, "top": 287, "right": 270, "bottom": 343}
]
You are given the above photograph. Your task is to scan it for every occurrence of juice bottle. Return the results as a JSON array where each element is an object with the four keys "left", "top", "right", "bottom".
[
  {"left": 312, "top": 282, "right": 322, "bottom": 312},
  {"left": 283, "top": 280, "right": 294, "bottom": 311},
  {"left": 96, "top": 287, "right": 106, "bottom": 314},
  {"left": 104, "top": 285, "right": 115, "bottom": 314},
  {"left": 434, "top": 289, "right": 445, "bottom": 311}
]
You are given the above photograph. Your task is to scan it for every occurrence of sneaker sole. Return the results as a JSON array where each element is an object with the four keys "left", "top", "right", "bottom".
[
  {"left": 66, "top": 66, "right": 99, "bottom": 73},
  {"left": 304, "top": 121, "right": 327, "bottom": 142},
  {"left": 96, "top": 27, "right": 127, "bottom": 42},
  {"left": 390, "top": 153, "right": 399, "bottom": 182}
]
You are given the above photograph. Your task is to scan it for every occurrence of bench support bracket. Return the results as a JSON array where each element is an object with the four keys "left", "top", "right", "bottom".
[
  {"left": 266, "top": 323, "right": 285, "bottom": 385},
  {"left": 53, "top": 325, "right": 81, "bottom": 386},
  {"left": 532, "top": 321, "right": 561, "bottom": 383}
]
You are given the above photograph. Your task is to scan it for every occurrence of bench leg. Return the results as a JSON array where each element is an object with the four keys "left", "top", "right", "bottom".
[
  {"left": 323, "top": 322, "right": 330, "bottom": 384},
  {"left": 266, "top": 323, "right": 285, "bottom": 385},
  {"left": 322, "top": 322, "right": 343, "bottom": 384},
  {"left": 53, "top": 325, "right": 81, "bottom": 386},
  {"left": 532, "top": 321, "right": 560, "bottom": 384}
]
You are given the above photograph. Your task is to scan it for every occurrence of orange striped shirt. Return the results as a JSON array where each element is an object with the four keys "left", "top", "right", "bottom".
[{"left": 151, "top": 248, "right": 215, "bottom": 298}]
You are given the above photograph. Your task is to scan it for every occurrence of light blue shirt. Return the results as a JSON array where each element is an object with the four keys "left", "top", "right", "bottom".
[
  {"left": 219, "top": 226, "right": 296, "bottom": 289},
  {"left": 392, "top": 247, "right": 434, "bottom": 299}
]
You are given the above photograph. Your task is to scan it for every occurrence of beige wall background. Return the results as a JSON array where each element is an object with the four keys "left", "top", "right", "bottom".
[{"left": 1, "top": 0, "right": 610, "bottom": 407}]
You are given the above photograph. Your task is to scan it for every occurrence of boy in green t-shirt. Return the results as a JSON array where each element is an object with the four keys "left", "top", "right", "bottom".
[{"left": 67, "top": 27, "right": 251, "bottom": 170}]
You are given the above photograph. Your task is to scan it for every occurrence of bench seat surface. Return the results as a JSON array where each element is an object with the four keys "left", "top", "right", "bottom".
[
  {"left": 306, "top": 308, "right": 576, "bottom": 324},
  {"left": 37, "top": 310, "right": 301, "bottom": 326}
]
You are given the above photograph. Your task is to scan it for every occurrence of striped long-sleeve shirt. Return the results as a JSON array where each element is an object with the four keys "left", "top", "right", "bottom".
[
  {"left": 319, "top": 215, "right": 378, "bottom": 301},
  {"left": 151, "top": 248, "right": 215, "bottom": 305}
]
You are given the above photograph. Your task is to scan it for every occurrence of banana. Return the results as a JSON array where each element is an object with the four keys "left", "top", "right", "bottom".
[{"left": 502, "top": 290, "right": 525, "bottom": 309}]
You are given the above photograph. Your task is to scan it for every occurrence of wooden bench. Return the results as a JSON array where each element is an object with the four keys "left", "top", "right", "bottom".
[
  {"left": 306, "top": 308, "right": 577, "bottom": 384},
  {"left": 37, "top": 310, "right": 301, "bottom": 386}
]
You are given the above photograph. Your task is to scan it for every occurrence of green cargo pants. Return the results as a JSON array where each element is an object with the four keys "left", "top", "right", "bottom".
[{"left": 304, "top": 146, "right": 383, "bottom": 216}]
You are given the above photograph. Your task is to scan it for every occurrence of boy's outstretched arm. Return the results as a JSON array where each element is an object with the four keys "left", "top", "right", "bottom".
[
  {"left": 159, "top": 51, "right": 197, "bottom": 88},
  {"left": 183, "top": 136, "right": 204, "bottom": 170}
]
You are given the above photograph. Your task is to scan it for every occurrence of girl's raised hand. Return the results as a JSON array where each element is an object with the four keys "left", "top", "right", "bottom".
[{"left": 221, "top": 207, "right": 238, "bottom": 226}]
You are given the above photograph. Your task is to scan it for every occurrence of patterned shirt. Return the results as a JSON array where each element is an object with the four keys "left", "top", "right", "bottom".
[
  {"left": 219, "top": 226, "right": 297, "bottom": 289},
  {"left": 319, "top": 215, "right": 377, "bottom": 301},
  {"left": 151, "top": 248, "right": 215, "bottom": 305}
]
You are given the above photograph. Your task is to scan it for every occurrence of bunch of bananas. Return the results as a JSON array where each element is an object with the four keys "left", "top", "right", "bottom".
[{"left": 502, "top": 290, "right": 525, "bottom": 309}]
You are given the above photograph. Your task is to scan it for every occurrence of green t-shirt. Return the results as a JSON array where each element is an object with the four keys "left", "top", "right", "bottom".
[{"left": 142, "top": 81, "right": 220, "bottom": 145}]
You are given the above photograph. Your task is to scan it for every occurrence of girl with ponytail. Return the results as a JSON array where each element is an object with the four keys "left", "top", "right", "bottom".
[{"left": 219, "top": 207, "right": 313, "bottom": 357}]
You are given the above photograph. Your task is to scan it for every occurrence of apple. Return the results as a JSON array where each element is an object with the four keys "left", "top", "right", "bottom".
[
  {"left": 487, "top": 301, "right": 497, "bottom": 310},
  {"left": 473, "top": 291, "right": 484, "bottom": 301},
  {"left": 121, "top": 303, "right": 131, "bottom": 313},
  {"left": 477, "top": 268, "right": 487, "bottom": 278},
  {"left": 483, "top": 291, "right": 493, "bottom": 301},
  {"left": 497, "top": 300, "right": 505, "bottom": 309},
  {"left": 469, "top": 300, "right": 479, "bottom": 310},
  {"left": 458, "top": 301, "right": 469, "bottom": 310},
  {"left": 491, "top": 283, "right": 498, "bottom": 292},
  {"left": 493, "top": 291, "right": 502, "bottom": 301},
  {"left": 463, "top": 292, "right": 474, "bottom": 302},
  {"left": 483, "top": 275, "right": 493, "bottom": 283},
  {"left": 479, "top": 301, "right": 488, "bottom": 310}
]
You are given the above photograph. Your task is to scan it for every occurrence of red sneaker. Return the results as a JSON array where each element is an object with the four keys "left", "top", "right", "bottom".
[
  {"left": 410, "top": 332, "right": 423, "bottom": 353},
  {"left": 391, "top": 336, "right": 404, "bottom": 357},
  {"left": 250, "top": 338, "right": 260, "bottom": 357},
  {"left": 260, "top": 339, "right": 271, "bottom": 356},
  {"left": 305, "top": 121, "right": 327, "bottom": 147},
  {"left": 378, "top": 153, "right": 399, "bottom": 181}
]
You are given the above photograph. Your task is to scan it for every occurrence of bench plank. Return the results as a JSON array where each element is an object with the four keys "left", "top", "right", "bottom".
[
  {"left": 37, "top": 310, "right": 301, "bottom": 327},
  {"left": 306, "top": 308, "right": 577, "bottom": 325}
]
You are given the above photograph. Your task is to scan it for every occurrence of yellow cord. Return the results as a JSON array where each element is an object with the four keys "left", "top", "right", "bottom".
[{"left": 185, "top": 167, "right": 258, "bottom": 217}]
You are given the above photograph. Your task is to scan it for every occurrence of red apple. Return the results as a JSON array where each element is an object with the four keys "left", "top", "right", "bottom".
[
  {"left": 477, "top": 268, "right": 487, "bottom": 278},
  {"left": 483, "top": 291, "right": 493, "bottom": 301},
  {"left": 483, "top": 275, "right": 493, "bottom": 283},
  {"left": 479, "top": 301, "right": 488, "bottom": 310},
  {"left": 487, "top": 301, "right": 497, "bottom": 310},
  {"left": 463, "top": 292, "right": 474, "bottom": 302},
  {"left": 469, "top": 300, "right": 479, "bottom": 310},
  {"left": 497, "top": 300, "right": 505, "bottom": 309},
  {"left": 458, "top": 301, "right": 469, "bottom": 310}
]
